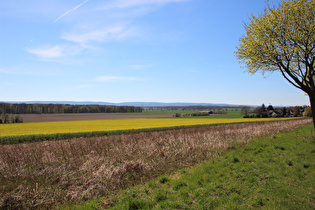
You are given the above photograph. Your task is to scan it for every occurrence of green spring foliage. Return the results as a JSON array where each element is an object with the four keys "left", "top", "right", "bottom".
[{"left": 0, "top": 113, "right": 23, "bottom": 124}]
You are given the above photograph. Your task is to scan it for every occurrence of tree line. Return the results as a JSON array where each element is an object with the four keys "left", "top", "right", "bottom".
[
  {"left": 0, "top": 103, "right": 143, "bottom": 114},
  {"left": 145, "top": 106, "right": 238, "bottom": 111},
  {"left": 0, "top": 113, "right": 23, "bottom": 124}
]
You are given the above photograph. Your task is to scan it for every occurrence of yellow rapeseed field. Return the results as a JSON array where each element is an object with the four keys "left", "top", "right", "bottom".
[{"left": 0, "top": 117, "right": 291, "bottom": 137}]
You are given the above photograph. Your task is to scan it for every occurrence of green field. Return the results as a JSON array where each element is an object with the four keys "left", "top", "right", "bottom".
[
  {"left": 141, "top": 109, "right": 198, "bottom": 114},
  {"left": 142, "top": 109, "right": 244, "bottom": 118}
]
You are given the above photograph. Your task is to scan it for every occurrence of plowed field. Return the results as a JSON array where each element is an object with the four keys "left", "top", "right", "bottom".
[{"left": 17, "top": 113, "right": 173, "bottom": 122}]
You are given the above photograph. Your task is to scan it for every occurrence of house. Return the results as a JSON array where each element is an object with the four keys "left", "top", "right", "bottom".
[
  {"left": 267, "top": 109, "right": 284, "bottom": 117},
  {"left": 200, "top": 111, "right": 213, "bottom": 114}
]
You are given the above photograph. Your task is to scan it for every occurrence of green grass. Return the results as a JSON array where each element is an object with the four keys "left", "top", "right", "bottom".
[
  {"left": 76, "top": 123, "right": 315, "bottom": 209},
  {"left": 141, "top": 109, "right": 202, "bottom": 115},
  {"left": 142, "top": 109, "right": 244, "bottom": 118},
  {"left": 204, "top": 109, "right": 244, "bottom": 118}
]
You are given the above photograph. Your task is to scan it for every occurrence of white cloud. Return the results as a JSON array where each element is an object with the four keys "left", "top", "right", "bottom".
[
  {"left": 26, "top": 0, "right": 187, "bottom": 61},
  {"left": 61, "top": 24, "right": 140, "bottom": 44},
  {"left": 27, "top": 46, "right": 64, "bottom": 58},
  {"left": 26, "top": 45, "right": 82, "bottom": 58},
  {"left": 100, "top": 0, "right": 188, "bottom": 9},
  {"left": 95, "top": 76, "right": 141, "bottom": 82}
]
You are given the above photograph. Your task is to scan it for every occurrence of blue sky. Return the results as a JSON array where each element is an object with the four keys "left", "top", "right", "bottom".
[{"left": 0, "top": 0, "right": 310, "bottom": 106}]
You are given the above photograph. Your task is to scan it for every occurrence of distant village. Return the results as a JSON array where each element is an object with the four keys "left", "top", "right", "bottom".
[{"left": 242, "top": 104, "right": 311, "bottom": 118}]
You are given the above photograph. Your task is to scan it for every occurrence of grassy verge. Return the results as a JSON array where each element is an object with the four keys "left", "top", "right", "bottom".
[{"left": 90, "top": 123, "right": 314, "bottom": 209}]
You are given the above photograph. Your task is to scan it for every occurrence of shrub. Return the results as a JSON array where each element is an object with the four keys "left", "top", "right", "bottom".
[
  {"left": 293, "top": 106, "right": 301, "bottom": 117},
  {"left": 12, "top": 115, "right": 23, "bottom": 123},
  {"left": 191, "top": 112, "right": 209, "bottom": 117},
  {"left": 175, "top": 113, "right": 181, "bottom": 117},
  {"left": 244, "top": 114, "right": 256, "bottom": 118},
  {"left": 303, "top": 107, "right": 312, "bottom": 117},
  {"left": 1, "top": 113, "right": 10, "bottom": 124}
]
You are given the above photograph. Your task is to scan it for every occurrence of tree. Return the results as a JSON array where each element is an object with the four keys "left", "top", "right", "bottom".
[
  {"left": 1, "top": 113, "right": 10, "bottom": 124},
  {"left": 255, "top": 104, "right": 268, "bottom": 118},
  {"left": 293, "top": 106, "right": 301, "bottom": 117},
  {"left": 235, "top": 0, "right": 315, "bottom": 127},
  {"left": 304, "top": 106, "right": 312, "bottom": 116},
  {"left": 267, "top": 104, "right": 274, "bottom": 111},
  {"left": 241, "top": 106, "right": 251, "bottom": 117},
  {"left": 282, "top": 107, "right": 288, "bottom": 117}
]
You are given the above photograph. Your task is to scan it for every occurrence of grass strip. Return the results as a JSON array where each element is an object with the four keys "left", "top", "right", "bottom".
[{"left": 83, "top": 123, "right": 315, "bottom": 209}]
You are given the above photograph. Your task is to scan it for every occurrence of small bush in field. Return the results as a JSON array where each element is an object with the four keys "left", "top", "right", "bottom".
[
  {"left": 12, "top": 115, "right": 23, "bottom": 123},
  {"left": 1, "top": 113, "right": 10, "bottom": 124},
  {"left": 191, "top": 112, "right": 209, "bottom": 116},
  {"left": 0, "top": 114, "right": 23, "bottom": 124}
]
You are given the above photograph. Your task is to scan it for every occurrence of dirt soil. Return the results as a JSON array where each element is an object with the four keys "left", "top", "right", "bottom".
[{"left": 17, "top": 113, "right": 174, "bottom": 122}]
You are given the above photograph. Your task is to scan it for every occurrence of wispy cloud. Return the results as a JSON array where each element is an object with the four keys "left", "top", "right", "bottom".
[
  {"left": 100, "top": 0, "right": 188, "bottom": 10},
  {"left": 95, "top": 76, "right": 142, "bottom": 82},
  {"left": 0, "top": 66, "right": 64, "bottom": 76},
  {"left": 27, "top": 0, "right": 187, "bottom": 63},
  {"left": 27, "top": 46, "right": 64, "bottom": 58},
  {"left": 0, "top": 67, "right": 13, "bottom": 74},
  {"left": 61, "top": 24, "right": 140, "bottom": 44},
  {"left": 26, "top": 45, "right": 82, "bottom": 58},
  {"left": 54, "top": 0, "right": 89, "bottom": 23}
]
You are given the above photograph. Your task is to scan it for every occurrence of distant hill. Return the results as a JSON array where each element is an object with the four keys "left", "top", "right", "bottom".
[{"left": 2, "top": 101, "right": 244, "bottom": 107}]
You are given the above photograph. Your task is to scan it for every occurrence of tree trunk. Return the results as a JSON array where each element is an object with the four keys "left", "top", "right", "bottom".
[{"left": 308, "top": 92, "right": 315, "bottom": 130}]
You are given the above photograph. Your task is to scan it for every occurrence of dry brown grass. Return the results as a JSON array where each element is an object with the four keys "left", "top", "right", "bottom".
[{"left": 0, "top": 118, "right": 311, "bottom": 209}]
